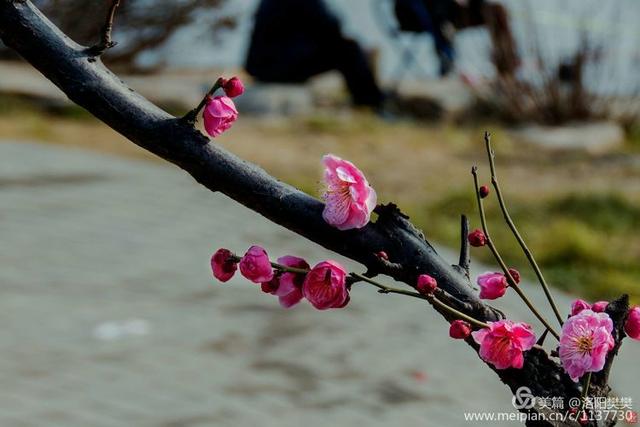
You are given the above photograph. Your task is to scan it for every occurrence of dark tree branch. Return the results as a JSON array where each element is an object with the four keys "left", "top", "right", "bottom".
[
  {"left": 0, "top": 2, "right": 624, "bottom": 425},
  {"left": 88, "top": 0, "right": 120, "bottom": 57}
]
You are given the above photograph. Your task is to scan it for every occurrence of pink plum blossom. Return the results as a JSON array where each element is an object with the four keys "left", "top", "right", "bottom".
[
  {"left": 559, "top": 309, "right": 615, "bottom": 381},
  {"left": 262, "top": 256, "right": 309, "bottom": 308},
  {"left": 477, "top": 272, "right": 508, "bottom": 300},
  {"left": 222, "top": 76, "right": 245, "bottom": 98},
  {"left": 625, "top": 306, "right": 640, "bottom": 340},
  {"left": 570, "top": 299, "right": 591, "bottom": 316},
  {"left": 321, "top": 154, "right": 377, "bottom": 230},
  {"left": 416, "top": 274, "right": 437, "bottom": 295},
  {"left": 203, "top": 96, "right": 238, "bottom": 137},
  {"left": 449, "top": 320, "right": 472, "bottom": 339},
  {"left": 302, "top": 260, "right": 349, "bottom": 310},
  {"left": 239, "top": 245, "right": 274, "bottom": 283},
  {"left": 472, "top": 320, "right": 536, "bottom": 369},
  {"left": 210, "top": 248, "right": 237, "bottom": 282}
]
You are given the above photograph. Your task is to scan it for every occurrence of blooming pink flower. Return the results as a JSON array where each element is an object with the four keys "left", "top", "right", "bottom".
[
  {"left": 625, "top": 306, "right": 640, "bottom": 340},
  {"left": 477, "top": 272, "right": 508, "bottom": 300},
  {"left": 269, "top": 256, "right": 309, "bottom": 308},
  {"left": 203, "top": 96, "right": 238, "bottom": 137},
  {"left": 591, "top": 301, "right": 608, "bottom": 313},
  {"left": 449, "top": 320, "right": 472, "bottom": 339},
  {"left": 468, "top": 229, "right": 486, "bottom": 247},
  {"left": 302, "top": 260, "right": 349, "bottom": 310},
  {"left": 210, "top": 248, "right": 237, "bottom": 282},
  {"left": 472, "top": 320, "right": 536, "bottom": 369},
  {"left": 559, "top": 309, "right": 615, "bottom": 381},
  {"left": 222, "top": 76, "right": 245, "bottom": 98},
  {"left": 416, "top": 274, "right": 437, "bottom": 295},
  {"left": 321, "top": 154, "right": 377, "bottom": 230},
  {"left": 239, "top": 245, "right": 274, "bottom": 283},
  {"left": 570, "top": 299, "right": 591, "bottom": 316}
]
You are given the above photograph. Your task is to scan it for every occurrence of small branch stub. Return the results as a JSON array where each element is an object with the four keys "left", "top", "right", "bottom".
[
  {"left": 88, "top": 0, "right": 121, "bottom": 57},
  {"left": 456, "top": 214, "right": 471, "bottom": 279}
]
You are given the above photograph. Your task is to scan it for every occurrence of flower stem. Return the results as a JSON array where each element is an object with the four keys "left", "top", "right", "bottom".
[
  {"left": 270, "top": 263, "right": 309, "bottom": 275},
  {"left": 472, "top": 166, "right": 560, "bottom": 340},
  {"left": 229, "top": 254, "right": 310, "bottom": 275},
  {"left": 349, "top": 273, "right": 490, "bottom": 329},
  {"left": 483, "top": 132, "right": 564, "bottom": 326},
  {"left": 582, "top": 372, "right": 592, "bottom": 401},
  {"left": 182, "top": 77, "right": 225, "bottom": 123}
]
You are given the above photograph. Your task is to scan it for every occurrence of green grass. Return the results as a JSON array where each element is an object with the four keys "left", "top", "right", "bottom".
[{"left": 413, "top": 192, "right": 640, "bottom": 304}]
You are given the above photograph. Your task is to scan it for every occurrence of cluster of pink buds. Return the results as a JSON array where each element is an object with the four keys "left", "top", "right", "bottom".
[
  {"left": 211, "top": 246, "right": 349, "bottom": 310},
  {"left": 202, "top": 76, "right": 244, "bottom": 138},
  {"left": 570, "top": 298, "right": 608, "bottom": 316}
]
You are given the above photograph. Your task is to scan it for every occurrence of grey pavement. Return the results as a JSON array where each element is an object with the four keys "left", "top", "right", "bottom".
[{"left": 0, "top": 141, "right": 638, "bottom": 427}]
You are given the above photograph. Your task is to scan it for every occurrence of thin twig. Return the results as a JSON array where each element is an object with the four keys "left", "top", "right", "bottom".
[
  {"left": 182, "top": 78, "right": 225, "bottom": 123},
  {"left": 229, "top": 254, "right": 309, "bottom": 275},
  {"left": 89, "top": 0, "right": 120, "bottom": 56},
  {"left": 472, "top": 166, "right": 560, "bottom": 340},
  {"left": 350, "top": 272, "right": 490, "bottom": 329},
  {"left": 483, "top": 132, "right": 564, "bottom": 326}
]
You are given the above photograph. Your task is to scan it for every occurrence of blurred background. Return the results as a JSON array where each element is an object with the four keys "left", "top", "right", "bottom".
[{"left": 1, "top": 0, "right": 639, "bottom": 426}]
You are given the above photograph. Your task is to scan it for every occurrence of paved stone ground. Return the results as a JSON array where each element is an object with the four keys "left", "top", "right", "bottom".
[{"left": 0, "top": 141, "right": 638, "bottom": 427}]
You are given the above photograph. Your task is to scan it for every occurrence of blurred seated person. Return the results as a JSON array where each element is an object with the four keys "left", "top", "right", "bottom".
[
  {"left": 245, "top": 0, "right": 384, "bottom": 110},
  {"left": 394, "top": 0, "right": 518, "bottom": 76}
]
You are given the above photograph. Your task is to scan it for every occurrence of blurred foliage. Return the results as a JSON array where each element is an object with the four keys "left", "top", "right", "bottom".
[
  {"left": 0, "top": 94, "right": 92, "bottom": 119},
  {"left": 416, "top": 191, "right": 640, "bottom": 304},
  {"left": 1, "top": 0, "right": 235, "bottom": 71}
]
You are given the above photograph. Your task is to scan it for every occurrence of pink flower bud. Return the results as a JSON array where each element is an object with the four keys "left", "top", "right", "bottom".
[
  {"left": 449, "top": 320, "right": 472, "bottom": 339},
  {"left": 210, "top": 248, "right": 237, "bottom": 282},
  {"left": 625, "top": 306, "right": 640, "bottom": 340},
  {"left": 579, "top": 413, "right": 589, "bottom": 425},
  {"left": 203, "top": 96, "right": 238, "bottom": 137},
  {"left": 222, "top": 76, "right": 245, "bottom": 98},
  {"left": 570, "top": 299, "right": 591, "bottom": 316},
  {"left": 591, "top": 301, "right": 608, "bottom": 313},
  {"left": 416, "top": 274, "right": 437, "bottom": 295},
  {"left": 261, "top": 278, "right": 279, "bottom": 294},
  {"left": 477, "top": 272, "right": 508, "bottom": 300},
  {"left": 239, "top": 245, "right": 274, "bottom": 283},
  {"left": 467, "top": 229, "right": 486, "bottom": 247},
  {"left": 508, "top": 267, "right": 521, "bottom": 284},
  {"left": 375, "top": 251, "right": 389, "bottom": 261},
  {"left": 479, "top": 185, "right": 490, "bottom": 198},
  {"left": 273, "top": 255, "right": 309, "bottom": 308},
  {"left": 321, "top": 154, "right": 377, "bottom": 230},
  {"left": 302, "top": 260, "right": 349, "bottom": 310}
]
